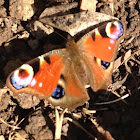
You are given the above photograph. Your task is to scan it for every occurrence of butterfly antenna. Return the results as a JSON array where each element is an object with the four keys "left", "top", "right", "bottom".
[
  {"left": 95, "top": 93, "right": 129, "bottom": 105},
  {"left": 54, "top": 30, "right": 67, "bottom": 40}
]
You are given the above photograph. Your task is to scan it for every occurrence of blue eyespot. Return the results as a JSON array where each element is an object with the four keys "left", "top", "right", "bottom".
[
  {"left": 10, "top": 75, "right": 28, "bottom": 89},
  {"left": 117, "top": 22, "right": 123, "bottom": 37},
  {"left": 10, "top": 64, "right": 34, "bottom": 90},
  {"left": 52, "top": 85, "right": 65, "bottom": 99},
  {"left": 106, "top": 21, "right": 124, "bottom": 40},
  {"left": 101, "top": 61, "right": 110, "bottom": 69}
]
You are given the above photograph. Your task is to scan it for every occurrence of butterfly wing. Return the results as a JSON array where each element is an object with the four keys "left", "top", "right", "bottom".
[
  {"left": 6, "top": 49, "right": 89, "bottom": 110},
  {"left": 39, "top": 11, "right": 118, "bottom": 36},
  {"left": 77, "top": 20, "right": 125, "bottom": 91}
]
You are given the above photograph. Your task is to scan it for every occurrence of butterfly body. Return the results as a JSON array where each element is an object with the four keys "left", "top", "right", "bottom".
[{"left": 6, "top": 20, "right": 125, "bottom": 110}]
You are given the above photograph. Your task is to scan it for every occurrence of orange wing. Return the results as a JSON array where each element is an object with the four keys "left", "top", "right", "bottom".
[
  {"left": 6, "top": 49, "right": 89, "bottom": 110},
  {"left": 77, "top": 20, "right": 125, "bottom": 91},
  {"left": 79, "top": 20, "right": 124, "bottom": 62}
]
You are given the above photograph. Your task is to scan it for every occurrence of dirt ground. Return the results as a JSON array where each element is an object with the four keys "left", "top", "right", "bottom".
[{"left": 0, "top": 0, "right": 140, "bottom": 140}]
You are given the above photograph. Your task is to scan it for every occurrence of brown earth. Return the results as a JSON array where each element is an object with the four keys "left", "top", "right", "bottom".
[{"left": 0, "top": 0, "right": 140, "bottom": 140}]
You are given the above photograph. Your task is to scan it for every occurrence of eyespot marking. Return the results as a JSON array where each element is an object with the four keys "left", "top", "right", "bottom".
[
  {"left": 106, "top": 21, "right": 123, "bottom": 39},
  {"left": 101, "top": 60, "right": 110, "bottom": 69},
  {"left": 10, "top": 64, "right": 34, "bottom": 89},
  {"left": 94, "top": 57, "right": 110, "bottom": 69},
  {"left": 51, "top": 85, "right": 65, "bottom": 99}
]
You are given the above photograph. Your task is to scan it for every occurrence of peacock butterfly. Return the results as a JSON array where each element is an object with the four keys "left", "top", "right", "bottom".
[{"left": 6, "top": 20, "right": 125, "bottom": 110}]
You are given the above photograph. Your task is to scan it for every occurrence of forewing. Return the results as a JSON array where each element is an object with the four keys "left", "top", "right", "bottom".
[
  {"left": 77, "top": 20, "right": 125, "bottom": 91},
  {"left": 6, "top": 49, "right": 89, "bottom": 110}
]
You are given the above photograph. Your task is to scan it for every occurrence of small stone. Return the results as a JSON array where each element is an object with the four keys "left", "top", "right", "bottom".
[
  {"left": 0, "top": 0, "right": 4, "bottom": 6},
  {"left": 9, "top": 0, "right": 35, "bottom": 21},
  {"left": 27, "top": 21, "right": 54, "bottom": 39},
  {"left": 0, "top": 6, "right": 7, "bottom": 17}
]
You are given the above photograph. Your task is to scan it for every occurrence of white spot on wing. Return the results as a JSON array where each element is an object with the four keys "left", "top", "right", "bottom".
[
  {"left": 110, "top": 39, "right": 115, "bottom": 44},
  {"left": 30, "top": 79, "right": 36, "bottom": 87},
  {"left": 39, "top": 82, "right": 42, "bottom": 87},
  {"left": 108, "top": 46, "right": 111, "bottom": 50}
]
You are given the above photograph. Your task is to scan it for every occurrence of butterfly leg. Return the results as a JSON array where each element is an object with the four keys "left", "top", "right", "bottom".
[
  {"left": 54, "top": 107, "right": 68, "bottom": 140},
  {"left": 65, "top": 115, "right": 95, "bottom": 139}
]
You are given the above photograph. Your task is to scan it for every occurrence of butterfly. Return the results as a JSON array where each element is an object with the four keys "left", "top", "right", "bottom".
[{"left": 6, "top": 19, "right": 125, "bottom": 110}]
